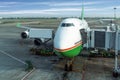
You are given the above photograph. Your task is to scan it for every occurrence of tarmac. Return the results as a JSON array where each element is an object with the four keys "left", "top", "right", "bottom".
[{"left": 0, "top": 23, "right": 120, "bottom": 80}]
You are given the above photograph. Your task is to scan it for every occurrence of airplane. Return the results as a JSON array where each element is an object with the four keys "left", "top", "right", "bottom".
[
  {"left": 53, "top": 3, "right": 90, "bottom": 70},
  {"left": 54, "top": 17, "right": 89, "bottom": 71},
  {"left": 17, "top": 3, "right": 90, "bottom": 71}
]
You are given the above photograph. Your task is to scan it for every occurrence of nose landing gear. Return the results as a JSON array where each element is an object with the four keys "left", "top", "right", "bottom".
[{"left": 64, "top": 58, "right": 74, "bottom": 71}]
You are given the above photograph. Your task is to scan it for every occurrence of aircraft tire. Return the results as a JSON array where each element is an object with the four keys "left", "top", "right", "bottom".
[
  {"left": 69, "top": 64, "right": 73, "bottom": 71},
  {"left": 64, "top": 64, "right": 68, "bottom": 71},
  {"left": 113, "top": 71, "right": 118, "bottom": 78}
]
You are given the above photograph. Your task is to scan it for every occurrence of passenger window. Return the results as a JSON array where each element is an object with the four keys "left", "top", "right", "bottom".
[{"left": 61, "top": 23, "right": 66, "bottom": 27}]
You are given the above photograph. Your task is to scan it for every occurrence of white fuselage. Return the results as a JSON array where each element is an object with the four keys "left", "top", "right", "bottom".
[{"left": 54, "top": 18, "right": 89, "bottom": 57}]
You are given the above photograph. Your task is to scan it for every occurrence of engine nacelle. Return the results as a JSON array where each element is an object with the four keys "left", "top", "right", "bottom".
[
  {"left": 34, "top": 38, "right": 42, "bottom": 46},
  {"left": 21, "top": 30, "right": 29, "bottom": 39}
]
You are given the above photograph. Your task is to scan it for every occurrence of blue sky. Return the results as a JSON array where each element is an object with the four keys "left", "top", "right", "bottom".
[{"left": 0, "top": 0, "right": 120, "bottom": 17}]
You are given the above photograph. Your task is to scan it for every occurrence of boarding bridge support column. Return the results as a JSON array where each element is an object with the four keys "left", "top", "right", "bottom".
[
  {"left": 115, "top": 31, "right": 118, "bottom": 71},
  {"left": 86, "top": 31, "right": 90, "bottom": 49},
  {"left": 105, "top": 32, "right": 110, "bottom": 50},
  {"left": 113, "top": 31, "right": 120, "bottom": 77},
  {"left": 91, "top": 30, "right": 95, "bottom": 48}
]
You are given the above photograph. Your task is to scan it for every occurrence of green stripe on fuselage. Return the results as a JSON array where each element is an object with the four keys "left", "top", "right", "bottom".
[{"left": 55, "top": 45, "right": 83, "bottom": 58}]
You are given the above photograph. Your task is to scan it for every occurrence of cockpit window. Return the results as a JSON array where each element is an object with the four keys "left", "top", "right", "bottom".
[{"left": 61, "top": 23, "right": 74, "bottom": 27}]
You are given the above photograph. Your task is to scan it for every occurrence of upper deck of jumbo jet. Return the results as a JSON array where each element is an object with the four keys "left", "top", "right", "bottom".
[{"left": 59, "top": 18, "right": 88, "bottom": 29}]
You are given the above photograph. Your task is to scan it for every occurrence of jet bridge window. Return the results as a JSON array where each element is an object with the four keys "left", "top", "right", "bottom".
[{"left": 61, "top": 23, "right": 74, "bottom": 27}]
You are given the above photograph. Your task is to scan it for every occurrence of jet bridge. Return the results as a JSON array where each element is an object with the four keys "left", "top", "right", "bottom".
[
  {"left": 29, "top": 28, "right": 54, "bottom": 46},
  {"left": 84, "top": 29, "right": 120, "bottom": 50},
  {"left": 84, "top": 29, "right": 120, "bottom": 78},
  {"left": 29, "top": 28, "right": 54, "bottom": 39}
]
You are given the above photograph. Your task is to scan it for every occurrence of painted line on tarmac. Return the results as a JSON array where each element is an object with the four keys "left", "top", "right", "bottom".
[
  {"left": 21, "top": 68, "right": 36, "bottom": 80},
  {"left": 0, "top": 50, "right": 27, "bottom": 65}
]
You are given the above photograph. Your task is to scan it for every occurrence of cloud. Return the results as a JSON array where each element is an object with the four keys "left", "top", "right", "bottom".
[
  {"left": 105, "top": 6, "right": 120, "bottom": 9},
  {"left": 0, "top": 7, "right": 115, "bottom": 15},
  {"left": 0, "top": 8, "right": 85, "bottom": 15},
  {"left": 0, "top": 2, "right": 18, "bottom": 5},
  {"left": 51, "top": 1, "right": 103, "bottom": 7},
  {"left": 0, "top": 5, "right": 9, "bottom": 7},
  {"left": 43, "top": 8, "right": 81, "bottom": 12},
  {"left": 0, "top": 8, "right": 81, "bottom": 16},
  {"left": 0, "top": 1, "right": 119, "bottom": 17},
  {"left": 86, "top": 5, "right": 120, "bottom": 12},
  {"left": 0, "top": 10, "right": 59, "bottom": 15},
  {"left": 0, "top": 1, "right": 103, "bottom": 7},
  {"left": 11, "top": 2, "right": 51, "bottom": 5}
]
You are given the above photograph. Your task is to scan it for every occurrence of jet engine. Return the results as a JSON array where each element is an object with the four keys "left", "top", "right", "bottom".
[
  {"left": 34, "top": 38, "right": 42, "bottom": 46},
  {"left": 21, "top": 30, "right": 29, "bottom": 39}
]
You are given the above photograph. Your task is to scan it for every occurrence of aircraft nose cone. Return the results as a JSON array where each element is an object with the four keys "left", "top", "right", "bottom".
[
  {"left": 54, "top": 33, "right": 76, "bottom": 50},
  {"left": 54, "top": 37, "right": 66, "bottom": 49}
]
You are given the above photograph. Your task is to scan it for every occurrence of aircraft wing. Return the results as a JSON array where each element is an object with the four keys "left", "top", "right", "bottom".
[{"left": 16, "top": 23, "right": 30, "bottom": 29}]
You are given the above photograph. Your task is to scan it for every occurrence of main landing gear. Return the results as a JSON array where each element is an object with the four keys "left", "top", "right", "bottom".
[
  {"left": 113, "top": 71, "right": 119, "bottom": 78},
  {"left": 64, "top": 58, "right": 74, "bottom": 71}
]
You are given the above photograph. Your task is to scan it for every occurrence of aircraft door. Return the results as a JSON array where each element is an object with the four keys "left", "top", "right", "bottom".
[{"left": 80, "top": 29, "right": 87, "bottom": 44}]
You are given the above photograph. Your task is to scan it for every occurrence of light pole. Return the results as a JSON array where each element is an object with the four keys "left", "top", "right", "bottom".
[{"left": 114, "top": 7, "right": 117, "bottom": 20}]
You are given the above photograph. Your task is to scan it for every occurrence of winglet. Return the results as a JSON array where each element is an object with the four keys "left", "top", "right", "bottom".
[
  {"left": 16, "top": 23, "right": 21, "bottom": 27},
  {"left": 16, "top": 23, "right": 30, "bottom": 29}
]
